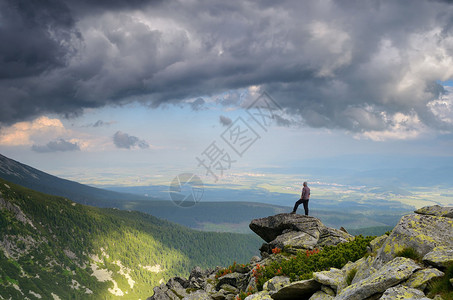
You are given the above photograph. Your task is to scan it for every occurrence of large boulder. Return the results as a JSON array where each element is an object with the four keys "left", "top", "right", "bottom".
[
  {"left": 373, "top": 213, "right": 453, "bottom": 268},
  {"left": 308, "top": 291, "right": 334, "bottom": 300},
  {"left": 415, "top": 205, "right": 453, "bottom": 218},
  {"left": 216, "top": 272, "right": 248, "bottom": 291},
  {"left": 403, "top": 268, "right": 444, "bottom": 290},
  {"left": 249, "top": 214, "right": 324, "bottom": 243},
  {"left": 336, "top": 257, "right": 421, "bottom": 300},
  {"left": 380, "top": 285, "right": 428, "bottom": 299},
  {"left": 269, "top": 279, "right": 321, "bottom": 300},
  {"left": 263, "top": 276, "right": 290, "bottom": 292},
  {"left": 313, "top": 268, "right": 346, "bottom": 293},
  {"left": 423, "top": 246, "right": 453, "bottom": 268},
  {"left": 249, "top": 214, "right": 354, "bottom": 253}
]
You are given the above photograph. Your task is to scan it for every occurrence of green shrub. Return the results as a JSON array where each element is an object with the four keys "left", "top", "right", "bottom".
[{"left": 253, "top": 235, "right": 375, "bottom": 290}]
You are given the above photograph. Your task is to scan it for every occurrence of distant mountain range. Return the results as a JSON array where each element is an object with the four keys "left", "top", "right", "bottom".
[
  {"left": 0, "top": 153, "right": 408, "bottom": 235},
  {"left": 0, "top": 154, "right": 149, "bottom": 206}
]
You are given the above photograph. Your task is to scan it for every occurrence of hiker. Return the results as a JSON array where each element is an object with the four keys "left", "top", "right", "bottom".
[{"left": 291, "top": 181, "right": 310, "bottom": 215}]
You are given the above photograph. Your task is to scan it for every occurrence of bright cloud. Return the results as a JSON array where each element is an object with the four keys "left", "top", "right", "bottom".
[{"left": 0, "top": 116, "right": 66, "bottom": 146}]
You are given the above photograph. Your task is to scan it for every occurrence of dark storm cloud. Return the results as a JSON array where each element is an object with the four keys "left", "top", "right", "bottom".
[
  {"left": 219, "top": 115, "right": 232, "bottom": 127},
  {"left": 32, "top": 138, "right": 80, "bottom": 153},
  {"left": 113, "top": 131, "right": 149, "bottom": 149},
  {"left": 2, "top": 0, "right": 453, "bottom": 135}
]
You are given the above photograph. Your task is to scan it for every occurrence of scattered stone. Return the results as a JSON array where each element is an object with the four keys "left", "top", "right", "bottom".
[
  {"left": 336, "top": 257, "right": 421, "bottom": 300},
  {"left": 415, "top": 205, "right": 453, "bottom": 218},
  {"left": 351, "top": 256, "right": 376, "bottom": 284},
  {"left": 269, "top": 279, "right": 321, "bottom": 300},
  {"left": 313, "top": 268, "right": 346, "bottom": 293},
  {"left": 423, "top": 246, "right": 453, "bottom": 268},
  {"left": 404, "top": 268, "right": 444, "bottom": 290},
  {"left": 250, "top": 256, "right": 261, "bottom": 264},
  {"left": 182, "top": 290, "right": 212, "bottom": 300},
  {"left": 218, "top": 284, "right": 238, "bottom": 295},
  {"left": 189, "top": 266, "right": 205, "bottom": 289},
  {"left": 308, "top": 290, "right": 334, "bottom": 300},
  {"left": 320, "top": 286, "right": 335, "bottom": 296},
  {"left": 244, "top": 291, "right": 272, "bottom": 300},
  {"left": 262, "top": 276, "right": 290, "bottom": 292},
  {"left": 380, "top": 285, "right": 426, "bottom": 299},
  {"left": 216, "top": 273, "right": 247, "bottom": 291},
  {"left": 211, "top": 289, "right": 229, "bottom": 300}
]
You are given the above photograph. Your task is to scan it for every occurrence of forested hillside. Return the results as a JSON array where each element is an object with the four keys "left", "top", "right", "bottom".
[{"left": 0, "top": 178, "right": 262, "bottom": 299}]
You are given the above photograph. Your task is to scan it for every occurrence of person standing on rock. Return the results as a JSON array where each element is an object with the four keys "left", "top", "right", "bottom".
[{"left": 291, "top": 181, "right": 310, "bottom": 215}]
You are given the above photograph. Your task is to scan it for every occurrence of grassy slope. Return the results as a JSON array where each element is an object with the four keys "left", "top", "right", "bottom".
[{"left": 0, "top": 179, "right": 262, "bottom": 299}]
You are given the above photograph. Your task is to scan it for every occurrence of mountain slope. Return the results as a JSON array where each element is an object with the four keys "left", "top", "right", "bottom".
[
  {"left": 0, "top": 178, "right": 262, "bottom": 299},
  {"left": 0, "top": 154, "right": 148, "bottom": 206}
]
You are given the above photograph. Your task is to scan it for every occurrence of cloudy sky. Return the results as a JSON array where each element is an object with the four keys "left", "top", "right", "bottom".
[{"left": 1, "top": 0, "right": 453, "bottom": 188}]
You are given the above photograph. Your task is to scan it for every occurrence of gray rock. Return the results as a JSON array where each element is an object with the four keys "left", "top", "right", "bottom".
[
  {"left": 244, "top": 291, "right": 272, "bottom": 300},
  {"left": 308, "top": 291, "right": 334, "bottom": 300},
  {"left": 423, "top": 246, "right": 453, "bottom": 268},
  {"left": 415, "top": 205, "right": 453, "bottom": 218},
  {"left": 269, "top": 279, "right": 321, "bottom": 300},
  {"left": 250, "top": 256, "right": 262, "bottom": 264},
  {"left": 351, "top": 256, "right": 377, "bottom": 284},
  {"left": 368, "top": 234, "right": 388, "bottom": 255},
  {"left": 268, "top": 230, "right": 319, "bottom": 252},
  {"left": 263, "top": 276, "right": 290, "bottom": 292},
  {"left": 404, "top": 268, "right": 444, "bottom": 290},
  {"left": 249, "top": 214, "right": 324, "bottom": 243},
  {"left": 246, "top": 275, "right": 258, "bottom": 294},
  {"left": 336, "top": 257, "right": 421, "bottom": 300},
  {"left": 216, "top": 273, "right": 247, "bottom": 291},
  {"left": 148, "top": 283, "right": 179, "bottom": 300},
  {"left": 373, "top": 213, "right": 453, "bottom": 268},
  {"left": 211, "top": 289, "right": 229, "bottom": 300},
  {"left": 317, "top": 227, "right": 354, "bottom": 248},
  {"left": 380, "top": 284, "right": 426, "bottom": 299},
  {"left": 182, "top": 290, "right": 212, "bottom": 300},
  {"left": 320, "top": 286, "right": 335, "bottom": 296},
  {"left": 189, "top": 266, "right": 206, "bottom": 289},
  {"left": 313, "top": 268, "right": 346, "bottom": 293},
  {"left": 167, "top": 277, "right": 189, "bottom": 290}
]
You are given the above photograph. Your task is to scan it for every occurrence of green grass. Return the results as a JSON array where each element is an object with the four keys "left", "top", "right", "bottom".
[
  {"left": 395, "top": 247, "right": 422, "bottom": 263},
  {"left": 346, "top": 268, "right": 357, "bottom": 286},
  {"left": 427, "top": 263, "right": 453, "bottom": 300}
]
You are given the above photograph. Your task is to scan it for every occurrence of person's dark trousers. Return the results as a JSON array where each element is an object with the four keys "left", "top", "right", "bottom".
[{"left": 292, "top": 199, "right": 309, "bottom": 215}]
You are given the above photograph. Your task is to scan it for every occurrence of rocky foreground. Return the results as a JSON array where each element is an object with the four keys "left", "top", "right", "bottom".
[{"left": 148, "top": 205, "right": 453, "bottom": 300}]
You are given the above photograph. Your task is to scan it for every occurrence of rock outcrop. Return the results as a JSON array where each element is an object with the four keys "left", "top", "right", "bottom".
[
  {"left": 147, "top": 206, "right": 453, "bottom": 300},
  {"left": 250, "top": 214, "right": 354, "bottom": 255}
]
